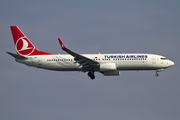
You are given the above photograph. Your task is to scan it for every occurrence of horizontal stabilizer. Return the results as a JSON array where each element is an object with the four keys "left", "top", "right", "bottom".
[{"left": 6, "top": 52, "right": 28, "bottom": 60}]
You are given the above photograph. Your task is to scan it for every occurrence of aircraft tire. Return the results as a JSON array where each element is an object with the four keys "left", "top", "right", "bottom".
[
  {"left": 155, "top": 73, "right": 159, "bottom": 77},
  {"left": 88, "top": 71, "right": 95, "bottom": 80}
]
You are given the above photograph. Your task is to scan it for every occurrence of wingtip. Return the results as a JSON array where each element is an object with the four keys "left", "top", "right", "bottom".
[{"left": 58, "top": 38, "right": 67, "bottom": 50}]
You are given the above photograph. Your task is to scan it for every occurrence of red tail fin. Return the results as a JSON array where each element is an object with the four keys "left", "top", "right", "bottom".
[{"left": 10, "top": 26, "right": 52, "bottom": 56}]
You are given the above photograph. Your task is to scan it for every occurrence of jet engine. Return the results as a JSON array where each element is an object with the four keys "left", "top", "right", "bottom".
[
  {"left": 99, "top": 63, "right": 117, "bottom": 71},
  {"left": 102, "top": 70, "right": 120, "bottom": 76},
  {"left": 99, "top": 63, "right": 120, "bottom": 76}
]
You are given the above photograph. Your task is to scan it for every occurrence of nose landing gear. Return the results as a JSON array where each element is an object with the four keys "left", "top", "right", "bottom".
[
  {"left": 155, "top": 69, "right": 165, "bottom": 77},
  {"left": 155, "top": 72, "right": 159, "bottom": 77}
]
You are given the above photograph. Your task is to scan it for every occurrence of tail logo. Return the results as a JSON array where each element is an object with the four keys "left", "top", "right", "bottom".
[{"left": 15, "top": 37, "right": 35, "bottom": 56}]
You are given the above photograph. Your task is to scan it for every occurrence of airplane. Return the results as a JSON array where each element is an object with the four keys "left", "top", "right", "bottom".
[{"left": 7, "top": 26, "right": 174, "bottom": 80}]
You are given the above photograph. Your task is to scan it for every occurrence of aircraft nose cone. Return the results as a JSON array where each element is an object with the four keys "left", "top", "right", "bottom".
[{"left": 169, "top": 61, "right": 174, "bottom": 66}]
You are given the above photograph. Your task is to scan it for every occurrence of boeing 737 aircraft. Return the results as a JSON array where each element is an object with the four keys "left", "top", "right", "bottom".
[{"left": 7, "top": 26, "right": 174, "bottom": 79}]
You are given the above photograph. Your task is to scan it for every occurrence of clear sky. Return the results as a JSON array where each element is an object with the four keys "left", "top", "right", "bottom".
[{"left": 0, "top": 0, "right": 180, "bottom": 120}]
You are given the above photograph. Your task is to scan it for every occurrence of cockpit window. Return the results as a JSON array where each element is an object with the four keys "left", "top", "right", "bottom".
[{"left": 161, "top": 58, "right": 167, "bottom": 60}]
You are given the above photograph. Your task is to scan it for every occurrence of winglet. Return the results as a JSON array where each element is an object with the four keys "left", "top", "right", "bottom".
[{"left": 58, "top": 38, "right": 67, "bottom": 50}]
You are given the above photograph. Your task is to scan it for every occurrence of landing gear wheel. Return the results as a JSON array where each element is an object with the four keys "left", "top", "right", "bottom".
[
  {"left": 155, "top": 72, "right": 159, "bottom": 77},
  {"left": 88, "top": 71, "right": 95, "bottom": 80}
]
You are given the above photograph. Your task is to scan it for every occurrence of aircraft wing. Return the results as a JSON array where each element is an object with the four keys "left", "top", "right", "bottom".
[{"left": 58, "top": 38, "right": 99, "bottom": 71}]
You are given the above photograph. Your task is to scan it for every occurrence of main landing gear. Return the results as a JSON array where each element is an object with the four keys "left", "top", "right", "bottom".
[{"left": 88, "top": 71, "right": 95, "bottom": 80}]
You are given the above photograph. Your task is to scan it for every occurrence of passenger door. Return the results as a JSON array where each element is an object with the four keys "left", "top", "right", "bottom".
[{"left": 152, "top": 56, "right": 156, "bottom": 64}]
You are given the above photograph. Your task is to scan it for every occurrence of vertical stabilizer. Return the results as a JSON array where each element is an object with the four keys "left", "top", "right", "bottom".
[{"left": 10, "top": 26, "right": 52, "bottom": 56}]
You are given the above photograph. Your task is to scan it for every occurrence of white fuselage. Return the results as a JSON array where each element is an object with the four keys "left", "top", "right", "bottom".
[
  {"left": 9, "top": 26, "right": 174, "bottom": 79},
  {"left": 16, "top": 53, "right": 174, "bottom": 72}
]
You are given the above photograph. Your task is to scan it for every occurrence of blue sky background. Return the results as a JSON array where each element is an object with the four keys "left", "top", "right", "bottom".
[{"left": 0, "top": 0, "right": 180, "bottom": 120}]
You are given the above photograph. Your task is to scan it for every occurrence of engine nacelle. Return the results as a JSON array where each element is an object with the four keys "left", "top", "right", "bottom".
[
  {"left": 100, "top": 63, "right": 117, "bottom": 71},
  {"left": 102, "top": 70, "right": 120, "bottom": 76}
]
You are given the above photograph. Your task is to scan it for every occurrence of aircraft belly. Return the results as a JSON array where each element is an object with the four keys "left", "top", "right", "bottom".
[
  {"left": 41, "top": 61, "right": 80, "bottom": 71},
  {"left": 117, "top": 61, "right": 149, "bottom": 70},
  {"left": 117, "top": 61, "right": 164, "bottom": 70}
]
